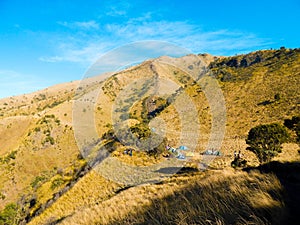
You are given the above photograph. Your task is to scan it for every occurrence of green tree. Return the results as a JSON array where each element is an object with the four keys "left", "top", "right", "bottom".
[
  {"left": 130, "top": 123, "right": 151, "bottom": 140},
  {"left": 246, "top": 123, "right": 289, "bottom": 163}
]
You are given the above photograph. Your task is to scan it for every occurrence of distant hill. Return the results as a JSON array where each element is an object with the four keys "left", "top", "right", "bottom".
[{"left": 0, "top": 48, "right": 299, "bottom": 225}]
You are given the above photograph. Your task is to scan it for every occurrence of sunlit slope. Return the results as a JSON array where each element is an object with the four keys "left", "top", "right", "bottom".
[{"left": 0, "top": 48, "right": 299, "bottom": 225}]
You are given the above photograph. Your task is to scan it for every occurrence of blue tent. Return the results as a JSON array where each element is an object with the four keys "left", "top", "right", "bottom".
[
  {"left": 203, "top": 150, "right": 222, "bottom": 156},
  {"left": 179, "top": 145, "right": 188, "bottom": 150},
  {"left": 177, "top": 154, "right": 186, "bottom": 160}
]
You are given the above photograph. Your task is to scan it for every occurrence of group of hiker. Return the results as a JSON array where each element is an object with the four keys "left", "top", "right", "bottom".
[
  {"left": 124, "top": 148, "right": 133, "bottom": 156},
  {"left": 233, "top": 150, "right": 243, "bottom": 159},
  {"left": 231, "top": 150, "right": 247, "bottom": 167}
]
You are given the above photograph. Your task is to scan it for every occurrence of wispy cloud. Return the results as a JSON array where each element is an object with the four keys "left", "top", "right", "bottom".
[
  {"left": 106, "top": 7, "right": 127, "bottom": 17},
  {"left": 39, "top": 19, "right": 271, "bottom": 65},
  {"left": 39, "top": 40, "right": 112, "bottom": 64},
  {"left": 104, "top": 21, "right": 270, "bottom": 54},
  {"left": 58, "top": 20, "right": 99, "bottom": 30},
  {"left": 105, "top": 1, "right": 131, "bottom": 17}
]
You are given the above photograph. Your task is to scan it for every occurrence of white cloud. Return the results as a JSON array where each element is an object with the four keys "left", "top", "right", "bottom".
[
  {"left": 105, "top": 2, "right": 131, "bottom": 17},
  {"left": 104, "top": 21, "right": 270, "bottom": 55},
  {"left": 39, "top": 56, "right": 64, "bottom": 63},
  {"left": 58, "top": 20, "right": 99, "bottom": 30},
  {"left": 128, "top": 12, "right": 153, "bottom": 23},
  {"left": 106, "top": 8, "right": 127, "bottom": 17},
  {"left": 40, "top": 19, "right": 271, "bottom": 65},
  {"left": 39, "top": 40, "right": 112, "bottom": 64}
]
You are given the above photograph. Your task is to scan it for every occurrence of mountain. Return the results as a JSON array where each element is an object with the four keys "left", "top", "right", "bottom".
[{"left": 0, "top": 48, "right": 299, "bottom": 225}]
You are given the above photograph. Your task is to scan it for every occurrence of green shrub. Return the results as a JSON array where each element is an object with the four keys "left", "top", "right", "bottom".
[
  {"left": 48, "top": 101, "right": 63, "bottom": 108},
  {"left": 1, "top": 151, "right": 17, "bottom": 163},
  {"left": 31, "top": 175, "right": 47, "bottom": 188},
  {"left": 45, "top": 114, "right": 55, "bottom": 118},
  {"left": 51, "top": 177, "right": 65, "bottom": 190},
  {"left": 45, "top": 136, "right": 55, "bottom": 145},
  {"left": 34, "top": 127, "right": 41, "bottom": 132},
  {"left": 0, "top": 203, "right": 18, "bottom": 225},
  {"left": 274, "top": 93, "right": 281, "bottom": 101},
  {"left": 55, "top": 119, "right": 60, "bottom": 125},
  {"left": 105, "top": 123, "right": 112, "bottom": 128},
  {"left": 0, "top": 192, "right": 5, "bottom": 200},
  {"left": 246, "top": 123, "right": 289, "bottom": 163},
  {"left": 7, "top": 151, "right": 17, "bottom": 160}
]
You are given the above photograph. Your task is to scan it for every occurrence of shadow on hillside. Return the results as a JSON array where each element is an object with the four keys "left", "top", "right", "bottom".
[
  {"left": 243, "top": 161, "right": 300, "bottom": 225},
  {"left": 155, "top": 166, "right": 199, "bottom": 175},
  {"left": 257, "top": 100, "right": 274, "bottom": 106},
  {"left": 106, "top": 170, "right": 287, "bottom": 225}
]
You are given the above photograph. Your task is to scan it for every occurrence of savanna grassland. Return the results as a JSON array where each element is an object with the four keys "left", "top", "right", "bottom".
[{"left": 0, "top": 48, "right": 299, "bottom": 225}]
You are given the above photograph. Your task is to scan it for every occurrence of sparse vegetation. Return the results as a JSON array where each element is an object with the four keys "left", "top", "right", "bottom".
[{"left": 0, "top": 48, "right": 299, "bottom": 225}]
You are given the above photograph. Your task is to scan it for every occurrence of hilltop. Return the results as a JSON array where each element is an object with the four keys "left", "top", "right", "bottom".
[{"left": 0, "top": 48, "right": 299, "bottom": 225}]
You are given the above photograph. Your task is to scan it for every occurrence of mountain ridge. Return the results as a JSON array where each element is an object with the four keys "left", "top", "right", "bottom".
[{"left": 0, "top": 47, "right": 299, "bottom": 225}]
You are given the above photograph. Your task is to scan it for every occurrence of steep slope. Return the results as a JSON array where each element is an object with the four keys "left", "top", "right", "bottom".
[{"left": 0, "top": 48, "right": 299, "bottom": 225}]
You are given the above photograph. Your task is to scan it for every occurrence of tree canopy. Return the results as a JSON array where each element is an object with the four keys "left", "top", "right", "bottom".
[{"left": 246, "top": 123, "right": 289, "bottom": 163}]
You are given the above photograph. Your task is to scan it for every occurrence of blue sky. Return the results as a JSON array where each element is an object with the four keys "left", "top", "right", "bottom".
[{"left": 0, "top": 0, "right": 299, "bottom": 98}]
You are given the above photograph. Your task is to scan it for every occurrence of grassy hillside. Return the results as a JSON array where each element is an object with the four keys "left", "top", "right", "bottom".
[
  {"left": 210, "top": 48, "right": 300, "bottom": 135},
  {"left": 59, "top": 169, "right": 286, "bottom": 225},
  {"left": 0, "top": 48, "right": 299, "bottom": 225}
]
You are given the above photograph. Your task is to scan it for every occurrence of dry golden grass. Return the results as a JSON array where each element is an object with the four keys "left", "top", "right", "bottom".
[
  {"left": 1, "top": 49, "right": 299, "bottom": 224},
  {"left": 0, "top": 81, "right": 80, "bottom": 209},
  {"left": 28, "top": 170, "right": 123, "bottom": 225},
  {"left": 53, "top": 169, "right": 285, "bottom": 225},
  {"left": 0, "top": 116, "right": 32, "bottom": 155}
]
